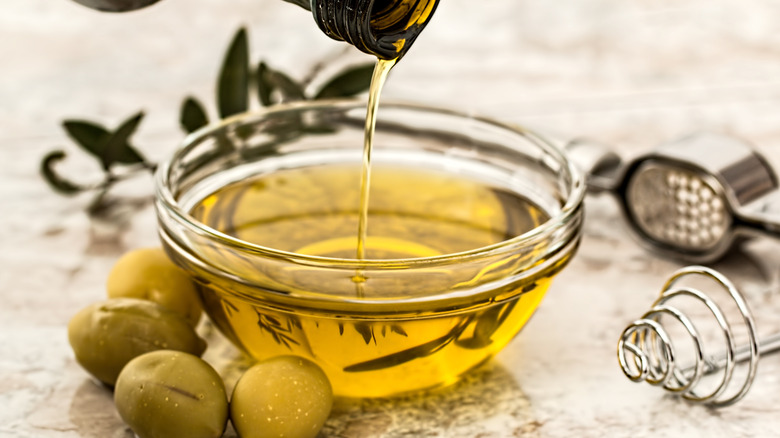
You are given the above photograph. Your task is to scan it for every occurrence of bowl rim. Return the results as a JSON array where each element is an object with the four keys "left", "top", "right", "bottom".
[{"left": 155, "top": 99, "right": 586, "bottom": 270}]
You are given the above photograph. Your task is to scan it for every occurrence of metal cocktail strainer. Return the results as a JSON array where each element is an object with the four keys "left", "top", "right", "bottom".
[{"left": 567, "top": 132, "right": 780, "bottom": 263}]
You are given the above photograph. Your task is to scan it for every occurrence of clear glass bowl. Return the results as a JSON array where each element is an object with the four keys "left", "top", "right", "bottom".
[{"left": 155, "top": 100, "right": 584, "bottom": 398}]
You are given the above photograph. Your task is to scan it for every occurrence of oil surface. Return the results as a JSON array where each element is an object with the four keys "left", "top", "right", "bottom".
[
  {"left": 189, "top": 163, "right": 558, "bottom": 397},
  {"left": 191, "top": 164, "right": 548, "bottom": 260}
]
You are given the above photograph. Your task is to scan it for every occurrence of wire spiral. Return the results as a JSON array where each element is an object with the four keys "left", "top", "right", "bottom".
[{"left": 617, "top": 266, "right": 760, "bottom": 407}]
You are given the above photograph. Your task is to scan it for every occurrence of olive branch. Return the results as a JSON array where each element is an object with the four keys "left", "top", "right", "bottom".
[{"left": 40, "top": 27, "right": 374, "bottom": 216}]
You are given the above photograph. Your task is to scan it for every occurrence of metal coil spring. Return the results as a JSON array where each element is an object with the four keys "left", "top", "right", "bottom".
[{"left": 617, "top": 266, "right": 761, "bottom": 407}]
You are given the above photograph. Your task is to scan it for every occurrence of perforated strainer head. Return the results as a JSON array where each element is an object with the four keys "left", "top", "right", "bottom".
[
  {"left": 626, "top": 163, "right": 732, "bottom": 253},
  {"left": 568, "top": 133, "right": 780, "bottom": 262}
]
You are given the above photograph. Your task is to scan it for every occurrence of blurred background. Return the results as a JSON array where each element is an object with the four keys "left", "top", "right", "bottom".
[
  {"left": 4, "top": 0, "right": 780, "bottom": 163},
  {"left": 4, "top": 1, "right": 780, "bottom": 436}
]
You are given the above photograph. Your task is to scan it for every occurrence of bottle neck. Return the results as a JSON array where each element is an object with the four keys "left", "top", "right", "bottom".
[{"left": 306, "top": 0, "right": 439, "bottom": 60}]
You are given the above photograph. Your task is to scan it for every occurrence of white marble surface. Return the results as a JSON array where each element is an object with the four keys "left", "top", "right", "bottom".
[{"left": 4, "top": 0, "right": 780, "bottom": 437}]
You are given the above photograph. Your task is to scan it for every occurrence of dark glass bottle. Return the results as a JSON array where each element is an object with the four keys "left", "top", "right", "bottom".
[
  {"left": 287, "top": 0, "right": 440, "bottom": 60},
  {"left": 70, "top": 0, "right": 439, "bottom": 60}
]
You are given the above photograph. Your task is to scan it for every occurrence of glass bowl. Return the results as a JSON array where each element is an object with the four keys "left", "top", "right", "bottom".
[{"left": 155, "top": 100, "right": 584, "bottom": 398}]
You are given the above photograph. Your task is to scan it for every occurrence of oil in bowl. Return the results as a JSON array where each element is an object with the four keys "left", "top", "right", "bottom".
[{"left": 155, "top": 100, "right": 584, "bottom": 397}]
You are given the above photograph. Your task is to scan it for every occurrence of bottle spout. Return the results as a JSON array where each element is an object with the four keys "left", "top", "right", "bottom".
[{"left": 312, "top": 0, "right": 440, "bottom": 60}]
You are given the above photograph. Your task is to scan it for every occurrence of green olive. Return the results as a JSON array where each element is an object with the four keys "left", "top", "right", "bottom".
[
  {"left": 230, "top": 356, "right": 333, "bottom": 438},
  {"left": 115, "top": 350, "right": 228, "bottom": 438},
  {"left": 107, "top": 247, "right": 202, "bottom": 327},
  {"left": 67, "top": 298, "right": 207, "bottom": 386}
]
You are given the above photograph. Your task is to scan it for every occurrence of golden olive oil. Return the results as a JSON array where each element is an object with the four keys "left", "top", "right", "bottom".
[
  {"left": 150, "top": 0, "right": 579, "bottom": 398},
  {"left": 190, "top": 163, "right": 557, "bottom": 397},
  {"left": 358, "top": 58, "right": 396, "bottom": 262},
  {"left": 186, "top": 19, "right": 561, "bottom": 396},
  {"left": 192, "top": 165, "right": 548, "bottom": 259}
]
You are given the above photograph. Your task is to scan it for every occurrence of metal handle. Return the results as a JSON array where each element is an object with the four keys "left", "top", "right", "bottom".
[
  {"left": 691, "top": 331, "right": 780, "bottom": 377},
  {"left": 738, "top": 190, "right": 780, "bottom": 239},
  {"left": 564, "top": 138, "right": 623, "bottom": 193}
]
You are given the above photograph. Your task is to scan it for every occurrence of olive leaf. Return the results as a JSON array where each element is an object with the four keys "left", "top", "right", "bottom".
[
  {"left": 354, "top": 323, "right": 375, "bottom": 345},
  {"left": 455, "top": 300, "right": 518, "bottom": 350},
  {"left": 344, "top": 316, "right": 474, "bottom": 373},
  {"left": 41, "top": 25, "right": 377, "bottom": 217},
  {"left": 256, "top": 62, "right": 273, "bottom": 106},
  {"left": 101, "top": 111, "right": 146, "bottom": 170},
  {"left": 40, "top": 150, "right": 86, "bottom": 195},
  {"left": 257, "top": 61, "right": 306, "bottom": 106},
  {"left": 256, "top": 310, "right": 300, "bottom": 350},
  {"left": 180, "top": 97, "right": 209, "bottom": 133},
  {"left": 42, "top": 114, "right": 150, "bottom": 215},
  {"left": 267, "top": 69, "right": 305, "bottom": 101},
  {"left": 217, "top": 27, "right": 250, "bottom": 118},
  {"left": 314, "top": 63, "right": 375, "bottom": 99},
  {"left": 62, "top": 120, "right": 109, "bottom": 158},
  {"left": 344, "top": 336, "right": 448, "bottom": 373},
  {"left": 390, "top": 324, "right": 408, "bottom": 337},
  {"left": 62, "top": 116, "right": 147, "bottom": 170},
  {"left": 220, "top": 297, "right": 239, "bottom": 318}
]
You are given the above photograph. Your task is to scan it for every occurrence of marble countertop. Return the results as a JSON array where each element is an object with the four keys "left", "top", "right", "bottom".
[{"left": 4, "top": 0, "right": 780, "bottom": 436}]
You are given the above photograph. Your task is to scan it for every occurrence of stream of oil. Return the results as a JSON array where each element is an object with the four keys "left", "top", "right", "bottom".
[
  {"left": 180, "top": 0, "right": 569, "bottom": 398},
  {"left": 353, "top": 58, "right": 397, "bottom": 297},
  {"left": 188, "top": 59, "right": 558, "bottom": 397},
  {"left": 357, "top": 58, "right": 397, "bottom": 261}
]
